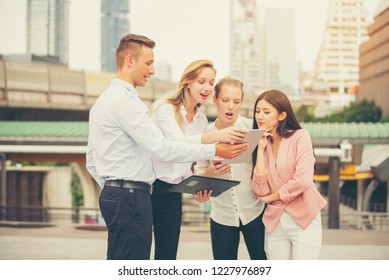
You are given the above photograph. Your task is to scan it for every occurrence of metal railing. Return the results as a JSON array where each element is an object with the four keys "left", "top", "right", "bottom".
[{"left": 1, "top": 204, "right": 388, "bottom": 230}]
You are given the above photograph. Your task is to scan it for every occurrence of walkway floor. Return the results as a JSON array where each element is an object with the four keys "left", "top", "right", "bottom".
[{"left": 1, "top": 222, "right": 389, "bottom": 260}]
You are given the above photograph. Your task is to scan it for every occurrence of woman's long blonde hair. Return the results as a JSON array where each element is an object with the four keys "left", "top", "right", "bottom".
[{"left": 152, "top": 60, "right": 216, "bottom": 128}]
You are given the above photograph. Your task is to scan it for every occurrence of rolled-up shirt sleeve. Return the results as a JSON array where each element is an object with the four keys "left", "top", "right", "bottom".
[
  {"left": 193, "top": 159, "right": 210, "bottom": 175},
  {"left": 252, "top": 169, "right": 270, "bottom": 196}
]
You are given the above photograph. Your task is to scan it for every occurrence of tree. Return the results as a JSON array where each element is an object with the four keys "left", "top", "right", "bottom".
[
  {"left": 295, "top": 105, "right": 315, "bottom": 122},
  {"left": 316, "top": 99, "right": 382, "bottom": 123}
]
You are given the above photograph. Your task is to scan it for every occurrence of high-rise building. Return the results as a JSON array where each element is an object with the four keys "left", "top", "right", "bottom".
[
  {"left": 27, "top": 0, "right": 70, "bottom": 64},
  {"left": 265, "top": 8, "right": 299, "bottom": 94},
  {"left": 101, "top": 0, "right": 130, "bottom": 72},
  {"left": 312, "top": 0, "right": 369, "bottom": 94},
  {"left": 153, "top": 60, "right": 173, "bottom": 82},
  {"left": 359, "top": 0, "right": 389, "bottom": 116},
  {"left": 230, "top": 0, "right": 265, "bottom": 94}
]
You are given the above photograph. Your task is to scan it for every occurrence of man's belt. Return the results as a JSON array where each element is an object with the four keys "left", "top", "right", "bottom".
[{"left": 105, "top": 180, "right": 153, "bottom": 194}]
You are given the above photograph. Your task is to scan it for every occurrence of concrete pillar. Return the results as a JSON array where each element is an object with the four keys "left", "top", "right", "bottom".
[
  {"left": 71, "top": 162, "right": 100, "bottom": 209},
  {"left": 71, "top": 163, "right": 101, "bottom": 224},
  {"left": 328, "top": 156, "right": 340, "bottom": 229},
  {"left": 356, "top": 179, "right": 365, "bottom": 229},
  {"left": 0, "top": 153, "right": 6, "bottom": 220}
]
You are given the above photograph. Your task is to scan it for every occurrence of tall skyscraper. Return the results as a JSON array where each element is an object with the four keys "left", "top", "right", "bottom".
[
  {"left": 27, "top": 0, "right": 70, "bottom": 64},
  {"left": 359, "top": 0, "right": 389, "bottom": 116},
  {"left": 230, "top": 0, "right": 265, "bottom": 94},
  {"left": 101, "top": 0, "right": 130, "bottom": 72},
  {"left": 265, "top": 8, "right": 299, "bottom": 94},
  {"left": 312, "top": 0, "right": 369, "bottom": 94}
]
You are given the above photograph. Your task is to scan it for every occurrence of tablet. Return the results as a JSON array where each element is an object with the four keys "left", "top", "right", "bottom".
[
  {"left": 222, "top": 128, "right": 265, "bottom": 164},
  {"left": 169, "top": 175, "right": 240, "bottom": 197}
]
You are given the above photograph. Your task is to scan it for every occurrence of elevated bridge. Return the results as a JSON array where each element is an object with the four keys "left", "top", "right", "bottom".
[
  {"left": 0, "top": 59, "right": 254, "bottom": 120},
  {"left": 0, "top": 59, "right": 352, "bottom": 121}
]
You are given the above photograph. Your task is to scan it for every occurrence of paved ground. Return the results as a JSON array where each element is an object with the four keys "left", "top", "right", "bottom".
[{"left": 1, "top": 222, "right": 389, "bottom": 260}]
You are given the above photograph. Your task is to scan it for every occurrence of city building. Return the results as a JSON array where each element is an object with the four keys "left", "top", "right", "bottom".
[
  {"left": 265, "top": 8, "right": 299, "bottom": 94},
  {"left": 101, "top": 0, "right": 130, "bottom": 72},
  {"left": 312, "top": 0, "right": 370, "bottom": 94},
  {"left": 359, "top": 0, "right": 389, "bottom": 116},
  {"left": 26, "top": 0, "right": 70, "bottom": 65},
  {"left": 153, "top": 60, "right": 173, "bottom": 82},
  {"left": 230, "top": 0, "right": 265, "bottom": 94}
]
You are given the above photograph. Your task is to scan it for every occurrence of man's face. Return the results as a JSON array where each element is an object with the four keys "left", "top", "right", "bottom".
[{"left": 132, "top": 46, "right": 155, "bottom": 87}]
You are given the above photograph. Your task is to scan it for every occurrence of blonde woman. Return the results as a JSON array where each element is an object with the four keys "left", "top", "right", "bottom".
[
  {"left": 195, "top": 77, "right": 267, "bottom": 260},
  {"left": 150, "top": 60, "right": 247, "bottom": 260}
]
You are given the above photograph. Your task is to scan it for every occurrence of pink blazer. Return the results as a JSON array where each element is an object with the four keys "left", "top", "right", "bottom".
[{"left": 252, "top": 129, "right": 327, "bottom": 233}]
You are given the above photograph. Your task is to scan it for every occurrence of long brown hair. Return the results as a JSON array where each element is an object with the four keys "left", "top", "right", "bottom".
[
  {"left": 252, "top": 89, "right": 301, "bottom": 135},
  {"left": 251, "top": 90, "right": 302, "bottom": 175}
]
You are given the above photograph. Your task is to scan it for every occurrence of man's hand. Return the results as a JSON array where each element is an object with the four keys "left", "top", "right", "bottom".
[{"left": 215, "top": 142, "right": 248, "bottom": 159}]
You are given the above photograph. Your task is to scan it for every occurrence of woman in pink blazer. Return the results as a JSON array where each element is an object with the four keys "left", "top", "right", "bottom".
[{"left": 251, "top": 89, "right": 327, "bottom": 260}]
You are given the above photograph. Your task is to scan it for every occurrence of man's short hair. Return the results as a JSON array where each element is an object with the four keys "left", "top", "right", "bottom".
[{"left": 116, "top": 34, "right": 155, "bottom": 70}]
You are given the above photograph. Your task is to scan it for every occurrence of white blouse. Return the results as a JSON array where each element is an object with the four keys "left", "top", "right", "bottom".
[
  {"left": 195, "top": 115, "right": 265, "bottom": 227},
  {"left": 151, "top": 102, "right": 208, "bottom": 184}
]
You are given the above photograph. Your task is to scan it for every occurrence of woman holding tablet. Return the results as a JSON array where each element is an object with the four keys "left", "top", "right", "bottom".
[
  {"left": 195, "top": 77, "right": 267, "bottom": 260},
  {"left": 150, "top": 61, "right": 247, "bottom": 260}
]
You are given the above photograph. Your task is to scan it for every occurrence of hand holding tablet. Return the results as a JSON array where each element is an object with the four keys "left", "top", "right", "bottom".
[
  {"left": 169, "top": 175, "right": 240, "bottom": 197},
  {"left": 221, "top": 128, "right": 266, "bottom": 164}
]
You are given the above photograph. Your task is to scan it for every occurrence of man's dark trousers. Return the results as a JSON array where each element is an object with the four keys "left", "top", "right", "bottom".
[{"left": 99, "top": 185, "right": 152, "bottom": 260}]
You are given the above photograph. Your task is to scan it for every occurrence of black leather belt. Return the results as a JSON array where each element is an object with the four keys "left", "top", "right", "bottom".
[{"left": 105, "top": 180, "right": 153, "bottom": 194}]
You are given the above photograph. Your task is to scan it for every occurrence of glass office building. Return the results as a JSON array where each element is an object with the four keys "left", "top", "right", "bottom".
[
  {"left": 101, "top": 0, "right": 130, "bottom": 72},
  {"left": 27, "top": 0, "right": 70, "bottom": 64}
]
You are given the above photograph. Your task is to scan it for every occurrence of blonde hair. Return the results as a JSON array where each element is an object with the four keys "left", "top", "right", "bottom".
[
  {"left": 161, "top": 60, "right": 216, "bottom": 128},
  {"left": 214, "top": 76, "right": 244, "bottom": 101}
]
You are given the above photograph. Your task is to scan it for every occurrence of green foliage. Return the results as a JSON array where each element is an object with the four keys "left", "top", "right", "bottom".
[
  {"left": 380, "top": 115, "right": 389, "bottom": 123},
  {"left": 295, "top": 105, "right": 315, "bottom": 122},
  {"left": 316, "top": 99, "right": 382, "bottom": 123},
  {"left": 71, "top": 171, "right": 84, "bottom": 207},
  {"left": 293, "top": 99, "right": 384, "bottom": 123}
]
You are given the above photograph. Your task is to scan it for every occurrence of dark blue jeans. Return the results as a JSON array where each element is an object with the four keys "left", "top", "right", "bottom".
[
  {"left": 99, "top": 186, "right": 152, "bottom": 260},
  {"left": 151, "top": 179, "right": 182, "bottom": 260},
  {"left": 210, "top": 211, "right": 267, "bottom": 260}
]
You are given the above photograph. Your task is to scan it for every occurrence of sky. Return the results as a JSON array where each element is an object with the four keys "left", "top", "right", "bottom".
[{"left": 0, "top": 0, "right": 382, "bottom": 82}]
